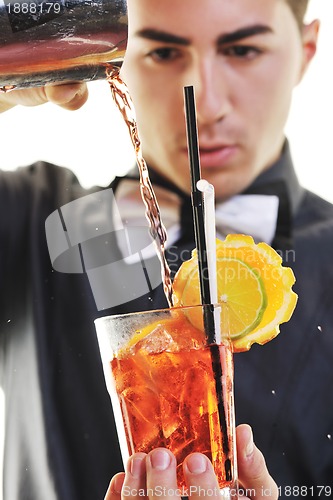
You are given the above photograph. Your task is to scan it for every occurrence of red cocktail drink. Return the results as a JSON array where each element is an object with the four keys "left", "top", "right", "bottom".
[{"left": 95, "top": 305, "right": 237, "bottom": 497}]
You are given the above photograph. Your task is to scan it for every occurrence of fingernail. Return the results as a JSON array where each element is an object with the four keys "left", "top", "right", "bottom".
[
  {"left": 56, "top": 84, "right": 82, "bottom": 103},
  {"left": 150, "top": 449, "right": 171, "bottom": 470},
  {"left": 245, "top": 427, "right": 254, "bottom": 457},
  {"left": 58, "top": 87, "right": 79, "bottom": 103},
  {"left": 130, "top": 456, "right": 145, "bottom": 478},
  {"left": 186, "top": 454, "right": 208, "bottom": 474}
]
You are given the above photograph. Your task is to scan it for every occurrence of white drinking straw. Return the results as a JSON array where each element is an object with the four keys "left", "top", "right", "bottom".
[{"left": 196, "top": 179, "right": 221, "bottom": 344}]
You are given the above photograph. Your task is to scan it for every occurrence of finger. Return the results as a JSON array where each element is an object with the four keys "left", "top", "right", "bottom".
[
  {"left": 237, "top": 424, "right": 278, "bottom": 500},
  {"left": 0, "top": 82, "right": 88, "bottom": 111},
  {"left": 183, "top": 453, "right": 220, "bottom": 499},
  {"left": 44, "top": 82, "right": 89, "bottom": 110},
  {"left": 105, "top": 472, "right": 125, "bottom": 500},
  {"left": 146, "top": 448, "right": 178, "bottom": 499},
  {"left": 0, "top": 87, "right": 50, "bottom": 111},
  {"left": 122, "top": 453, "right": 147, "bottom": 500}
]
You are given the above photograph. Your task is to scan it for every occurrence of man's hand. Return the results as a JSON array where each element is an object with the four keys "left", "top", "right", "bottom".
[
  {"left": 104, "top": 424, "right": 278, "bottom": 500},
  {"left": 0, "top": 82, "right": 88, "bottom": 113},
  {"left": 236, "top": 424, "right": 278, "bottom": 499}
]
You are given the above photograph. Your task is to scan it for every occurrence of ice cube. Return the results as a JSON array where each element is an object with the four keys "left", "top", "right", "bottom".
[
  {"left": 160, "top": 393, "right": 181, "bottom": 439},
  {"left": 136, "top": 326, "right": 174, "bottom": 354},
  {"left": 120, "top": 386, "right": 162, "bottom": 451}
]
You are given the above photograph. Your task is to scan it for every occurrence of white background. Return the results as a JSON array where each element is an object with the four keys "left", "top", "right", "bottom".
[{"left": 0, "top": 1, "right": 332, "bottom": 497}]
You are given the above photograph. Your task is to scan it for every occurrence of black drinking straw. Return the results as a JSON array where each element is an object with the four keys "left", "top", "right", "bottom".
[
  {"left": 184, "top": 85, "right": 216, "bottom": 343},
  {"left": 184, "top": 85, "right": 232, "bottom": 481}
]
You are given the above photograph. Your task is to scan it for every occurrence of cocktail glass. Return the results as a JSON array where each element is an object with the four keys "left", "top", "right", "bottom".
[{"left": 95, "top": 304, "right": 237, "bottom": 498}]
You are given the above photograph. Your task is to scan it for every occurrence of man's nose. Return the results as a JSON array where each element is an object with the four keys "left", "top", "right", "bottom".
[{"left": 187, "top": 59, "right": 232, "bottom": 126}]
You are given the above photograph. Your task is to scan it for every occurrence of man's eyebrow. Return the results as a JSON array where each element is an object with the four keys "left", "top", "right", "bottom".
[
  {"left": 135, "top": 29, "right": 191, "bottom": 46},
  {"left": 217, "top": 25, "right": 273, "bottom": 45},
  {"left": 134, "top": 25, "right": 273, "bottom": 46}
]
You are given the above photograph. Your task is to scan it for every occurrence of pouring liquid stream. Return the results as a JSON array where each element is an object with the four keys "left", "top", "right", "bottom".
[{"left": 107, "top": 67, "right": 174, "bottom": 307}]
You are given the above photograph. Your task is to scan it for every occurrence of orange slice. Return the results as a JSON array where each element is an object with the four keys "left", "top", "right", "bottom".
[{"left": 172, "top": 234, "right": 298, "bottom": 352}]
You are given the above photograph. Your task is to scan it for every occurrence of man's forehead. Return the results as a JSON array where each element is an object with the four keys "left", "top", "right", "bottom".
[{"left": 128, "top": 0, "right": 285, "bottom": 38}]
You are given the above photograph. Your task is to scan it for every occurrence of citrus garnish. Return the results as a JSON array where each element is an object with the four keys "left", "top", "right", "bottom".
[
  {"left": 180, "top": 257, "right": 267, "bottom": 340},
  {"left": 172, "top": 234, "right": 298, "bottom": 352}
]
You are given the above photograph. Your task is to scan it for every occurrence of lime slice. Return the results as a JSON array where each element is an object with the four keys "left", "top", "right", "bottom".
[{"left": 181, "top": 257, "right": 267, "bottom": 339}]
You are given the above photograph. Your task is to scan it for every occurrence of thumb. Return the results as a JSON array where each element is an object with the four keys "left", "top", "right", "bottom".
[
  {"left": 44, "top": 82, "right": 89, "bottom": 110},
  {"left": 236, "top": 424, "right": 278, "bottom": 500}
]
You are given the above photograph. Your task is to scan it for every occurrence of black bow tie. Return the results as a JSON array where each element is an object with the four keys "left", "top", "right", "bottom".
[{"left": 113, "top": 179, "right": 288, "bottom": 265}]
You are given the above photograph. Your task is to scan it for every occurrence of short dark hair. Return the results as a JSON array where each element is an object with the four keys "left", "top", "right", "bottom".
[{"left": 285, "top": 0, "right": 309, "bottom": 29}]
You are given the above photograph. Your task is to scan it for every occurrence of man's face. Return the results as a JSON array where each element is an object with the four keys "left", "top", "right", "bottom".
[{"left": 121, "top": 0, "right": 317, "bottom": 200}]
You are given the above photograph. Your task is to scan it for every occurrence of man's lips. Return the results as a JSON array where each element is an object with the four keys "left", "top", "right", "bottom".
[{"left": 181, "top": 144, "right": 237, "bottom": 168}]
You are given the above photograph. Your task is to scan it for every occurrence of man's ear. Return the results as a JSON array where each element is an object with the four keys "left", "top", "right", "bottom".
[{"left": 298, "top": 19, "right": 320, "bottom": 83}]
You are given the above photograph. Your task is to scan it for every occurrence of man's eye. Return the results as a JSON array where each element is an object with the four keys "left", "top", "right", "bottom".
[
  {"left": 147, "top": 47, "right": 180, "bottom": 62},
  {"left": 222, "top": 45, "right": 262, "bottom": 59}
]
